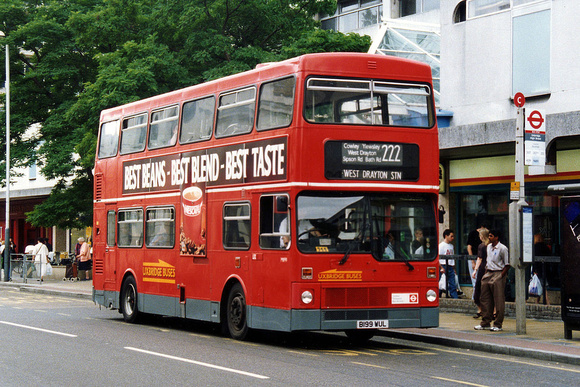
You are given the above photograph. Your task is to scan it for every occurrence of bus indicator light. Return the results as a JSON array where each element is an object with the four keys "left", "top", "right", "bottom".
[{"left": 427, "top": 267, "right": 438, "bottom": 278}]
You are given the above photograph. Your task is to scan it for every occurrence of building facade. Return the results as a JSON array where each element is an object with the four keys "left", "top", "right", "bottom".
[
  {"left": 0, "top": 125, "right": 73, "bottom": 255},
  {"left": 323, "top": 0, "right": 580, "bottom": 289}
]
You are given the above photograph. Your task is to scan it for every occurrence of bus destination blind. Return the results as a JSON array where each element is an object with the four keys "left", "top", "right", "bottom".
[{"left": 324, "top": 141, "right": 419, "bottom": 181}]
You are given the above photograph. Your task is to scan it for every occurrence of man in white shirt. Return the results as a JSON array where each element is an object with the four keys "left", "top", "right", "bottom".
[
  {"left": 475, "top": 229, "right": 510, "bottom": 332},
  {"left": 439, "top": 229, "right": 458, "bottom": 298}
]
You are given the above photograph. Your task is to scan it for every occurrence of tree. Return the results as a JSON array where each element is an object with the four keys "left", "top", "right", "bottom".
[{"left": 0, "top": 0, "right": 371, "bottom": 228}]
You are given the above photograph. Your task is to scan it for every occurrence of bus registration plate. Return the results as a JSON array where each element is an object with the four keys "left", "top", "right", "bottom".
[{"left": 356, "top": 319, "right": 389, "bottom": 329}]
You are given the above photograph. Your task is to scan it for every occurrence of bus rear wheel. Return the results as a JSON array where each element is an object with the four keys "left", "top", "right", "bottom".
[
  {"left": 225, "top": 283, "right": 249, "bottom": 340},
  {"left": 121, "top": 276, "right": 140, "bottom": 323}
]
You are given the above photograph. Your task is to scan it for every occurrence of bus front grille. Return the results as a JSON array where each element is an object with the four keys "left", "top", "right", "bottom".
[{"left": 323, "top": 287, "right": 390, "bottom": 308}]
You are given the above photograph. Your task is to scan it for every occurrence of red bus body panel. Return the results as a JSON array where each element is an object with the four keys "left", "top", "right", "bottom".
[{"left": 93, "top": 53, "right": 439, "bottom": 332}]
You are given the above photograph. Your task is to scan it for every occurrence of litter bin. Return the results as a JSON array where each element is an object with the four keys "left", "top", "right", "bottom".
[{"left": 560, "top": 196, "right": 580, "bottom": 339}]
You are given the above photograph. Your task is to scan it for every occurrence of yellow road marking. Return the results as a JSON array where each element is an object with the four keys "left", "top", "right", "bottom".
[
  {"left": 188, "top": 333, "right": 212, "bottom": 339},
  {"left": 322, "top": 349, "right": 373, "bottom": 356},
  {"left": 288, "top": 350, "right": 319, "bottom": 357},
  {"left": 224, "top": 338, "right": 259, "bottom": 347}
]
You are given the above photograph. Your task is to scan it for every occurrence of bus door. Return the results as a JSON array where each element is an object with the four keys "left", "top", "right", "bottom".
[
  {"left": 103, "top": 206, "right": 118, "bottom": 286},
  {"left": 254, "top": 194, "right": 291, "bottom": 307}
]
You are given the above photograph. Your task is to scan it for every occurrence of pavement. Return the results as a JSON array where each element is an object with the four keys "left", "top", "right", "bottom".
[{"left": 1, "top": 274, "right": 579, "bottom": 366}]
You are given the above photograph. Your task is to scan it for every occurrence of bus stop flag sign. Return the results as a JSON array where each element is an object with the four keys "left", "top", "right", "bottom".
[{"left": 524, "top": 109, "right": 546, "bottom": 166}]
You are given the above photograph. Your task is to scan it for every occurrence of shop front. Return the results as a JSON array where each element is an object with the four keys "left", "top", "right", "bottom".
[{"left": 446, "top": 150, "right": 580, "bottom": 294}]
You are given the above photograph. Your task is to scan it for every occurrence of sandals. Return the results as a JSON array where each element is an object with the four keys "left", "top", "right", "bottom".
[{"left": 473, "top": 312, "right": 482, "bottom": 319}]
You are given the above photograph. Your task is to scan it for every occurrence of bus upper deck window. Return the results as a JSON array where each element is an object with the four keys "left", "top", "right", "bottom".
[
  {"left": 120, "top": 114, "right": 147, "bottom": 155},
  {"left": 304, "top": 77, "right": 434, "bottom": 128},
  {"left": 215, "top": 87, "right": 256, "bottom": 138},
  {"left": 149, "top": 106, "right": 179, "bottom": 150},
  {"left": 257, "top": 77, "right": 295, "bottom": 131},
  {"left": 98, "top": 120, "right": 120, "bottom": 159},
  {"left": 180, "top": 96, "right": 215, "bottom": 144}
]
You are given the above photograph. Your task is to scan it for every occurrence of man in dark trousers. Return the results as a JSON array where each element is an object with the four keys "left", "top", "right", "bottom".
[{"left": 475, "top": 229, "right": 510, "bottom": 332}]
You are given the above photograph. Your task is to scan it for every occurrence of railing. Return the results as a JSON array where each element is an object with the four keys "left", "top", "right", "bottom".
[
  {"left": 440, "top": 254, "right": 560, "bottom": 305},
  {"left": 9, "top": 253, "right": 36, "bottom": 283},
  {"left": 8, "top": 252, "right": 68, "bottom": 283}
]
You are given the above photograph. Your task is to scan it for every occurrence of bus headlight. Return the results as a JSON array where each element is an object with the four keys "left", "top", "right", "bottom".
[
  {"left": 301, "top": 290, "right": 313, "bottom": 304},
  {"left": 426, "top": 289, "right": 437, "bottom": 302}
]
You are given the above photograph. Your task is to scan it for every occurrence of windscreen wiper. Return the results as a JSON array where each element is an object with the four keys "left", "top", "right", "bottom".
[
  {"left": 340, "top": 214, "right": 368, "bottom": 266},
  {"left": 397, "top": 246, "right": 415, "bottom": 271},
  {"left": 339, "top": 242, "right": 355, "bottom": 265}
]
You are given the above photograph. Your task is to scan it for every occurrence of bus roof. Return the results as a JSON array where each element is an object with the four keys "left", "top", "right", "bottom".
[{"left": 99, "top": 52, "right": 433, "bottom": 123}]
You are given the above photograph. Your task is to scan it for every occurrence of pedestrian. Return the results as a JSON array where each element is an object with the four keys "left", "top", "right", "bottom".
[
  {"left": 475, "top": 229, "right": 510, "bottom": 332},
  {"left": 439, "top": 229, "right": 458, "bottom": 299},
  {"left": 32, "top": 237, "right": 49, "bottom": 282},
  {"left": 75, "top": 238, "right": 82, "bottom": 258},
  {"left": 43, "top": 237, "right": 53, "bottom": 253},
  {"left": 9, "top": 238, "right": 16, "bottom": 254},
  {"left": 76, "top": 237, "right": 91, "bottom": 281},
  {"left": 472, "top": 228, "right": 489, "bottom": 318},
  {"left": 467, "top": 225, "right": 485, "bottom": 289}
]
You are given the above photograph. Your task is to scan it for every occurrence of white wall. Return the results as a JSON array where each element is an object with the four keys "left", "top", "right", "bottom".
[{"left": 440, "top": 0, "right": 580, "bottom": 127}]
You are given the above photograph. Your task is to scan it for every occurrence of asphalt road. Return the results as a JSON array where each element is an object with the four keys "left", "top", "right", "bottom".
[{"left": 1, "top": 288, "right": 579, "bottom": 386}]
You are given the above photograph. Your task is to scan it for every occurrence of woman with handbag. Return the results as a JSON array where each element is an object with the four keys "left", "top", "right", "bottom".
[{"left": 32, "top": 237, "right": 50, "bottom": 282}]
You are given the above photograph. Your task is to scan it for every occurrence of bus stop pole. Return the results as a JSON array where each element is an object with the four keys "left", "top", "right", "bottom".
[
  {"left": 511, "top": 107, "right": 527, "bottom": 335},
  {"left": 3, "top": 41, "right": 10, "bottom": 282}
]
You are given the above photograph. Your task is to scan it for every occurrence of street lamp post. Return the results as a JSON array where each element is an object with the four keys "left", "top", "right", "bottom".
[{"left": 1, "top": 31, "right": 10, "bottom": 282}]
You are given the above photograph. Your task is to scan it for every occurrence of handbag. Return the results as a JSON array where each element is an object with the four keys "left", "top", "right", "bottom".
[
  {"left": 439, "top": 272, "right": 446, "bottom": 291},
  {"left": 46, "top": 263, "right": 53, "bottom": 276},
  {"left": 528, "top": 273, "right": 543, "bottom": 297}
]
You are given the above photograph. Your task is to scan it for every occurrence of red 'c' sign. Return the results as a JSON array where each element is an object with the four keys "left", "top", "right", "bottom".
[{"left": 514, "top": 92, "right": 525, "bottom": 108}]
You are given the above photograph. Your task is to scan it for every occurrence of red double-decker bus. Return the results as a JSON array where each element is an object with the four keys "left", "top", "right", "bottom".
[{"left": 93, "top": 52, "right": 440, "bottom": 341}]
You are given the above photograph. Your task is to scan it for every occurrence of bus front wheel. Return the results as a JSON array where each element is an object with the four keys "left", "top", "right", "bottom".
[
  {"left": 225, "top": 283, "right": 249, "bottom": 340},
  {"left": 121, "top": 276, "right": 140, "bottom": 323}
]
